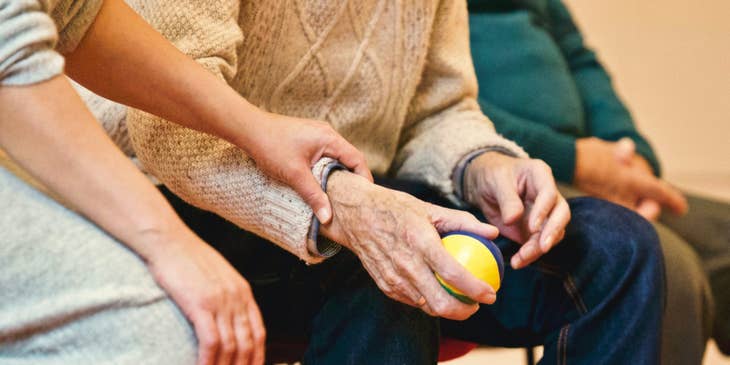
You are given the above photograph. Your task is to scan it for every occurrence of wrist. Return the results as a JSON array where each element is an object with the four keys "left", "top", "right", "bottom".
[
  {"left": 463, "top": 151, "right": 508, "bottom": 203},
  {"left": 573, "top": 138, "right": 594, "bottom": 186},
  {"left": 129, "top": 218, "right": 200, "bottom": 263},
  {"left": 222, "top": 100, "right": 268, "bottom": 155},
  {"left": 319, "top": 170, "right": 374, "bottom": 244}
]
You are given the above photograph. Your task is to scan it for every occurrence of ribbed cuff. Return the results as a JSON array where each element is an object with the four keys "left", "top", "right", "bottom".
[
  {"left": 452, "top": 147, "right": 521, "bottom": 203},
  {"left": 306, "top": 160, "right": 347, "bottom": 260}
]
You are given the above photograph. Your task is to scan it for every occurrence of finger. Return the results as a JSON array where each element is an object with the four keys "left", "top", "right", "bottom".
[
  {"left": 419, "top": 226, "right": 496, "bottom": 305},
  {"left": 429, "top": 206, "right": 499, "bottom": 239},
  {"left": 510, "top": 233, "right": 541, "bottom": 269},
  {"left": 636, "top": 199, "right": 661, "bottom": 221},
  {"left": 232, "top": 313, "right": 253, "bottom": 365},
  {"left": 325, "top": 138, "right": 374, "bottom": 182},
  {"left": 291, "top": 168, "right": 333, "bottom": 224},
  {"left": 406, "top": 253, "right": 480, "bottom": 320},
  {"left": 526, "top": 178, "right": 559, "bottom": 234},
  {"left": 361, "top": 254, "right": 423, "bottom": 307},
  {"left": 192, "top": 311, "right": 220, "bottom": 365},
  {"left": 389, "top": 251, "right": 441, "bottom": 308},
  {"left": 538, "top": 197, "right": 571, "bottom": 253},
  {"left": 490, "top": 171, "right": 525, "bottom": 224},
  {"left": 632, "top": 176, "right": 688, "bottom": 215},
  {"left": 246, "top": 301, "right": 266, "bottom": 365},
  {"left": 216, "top": 313, "right": 236, "bottom": 365}
]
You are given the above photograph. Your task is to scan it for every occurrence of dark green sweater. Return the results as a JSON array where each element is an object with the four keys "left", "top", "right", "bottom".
[{"left": 468, "top": 0, "right": 661, "bottom": 183}]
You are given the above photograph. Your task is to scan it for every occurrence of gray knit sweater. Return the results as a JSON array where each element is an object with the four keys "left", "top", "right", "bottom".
[{"left": 0, "top": 0, "right": 101, "bottom": 86}]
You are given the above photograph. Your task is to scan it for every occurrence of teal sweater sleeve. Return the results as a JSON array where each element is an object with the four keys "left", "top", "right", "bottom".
[
  {"left": 480, "top": 98, "right": 578, "bottom": 182},
  {"left": 545, "top": 0, "right": 662, "bottom": 176}
]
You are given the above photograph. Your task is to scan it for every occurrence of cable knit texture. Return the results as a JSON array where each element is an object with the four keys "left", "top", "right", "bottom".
[
  {"left": 118, "top": 0, "right": 527, "bottom": 263},
  {"left": 0, "top": 0, "right": 102, "bottom": 86}
]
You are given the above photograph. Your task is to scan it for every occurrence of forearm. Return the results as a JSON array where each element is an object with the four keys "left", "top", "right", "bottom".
[
  {"left": 63, "top": 0, "right": 261, "bottom": 153},
  {"left": 0, "top": 76, "right": 191, "bottom": 260}
]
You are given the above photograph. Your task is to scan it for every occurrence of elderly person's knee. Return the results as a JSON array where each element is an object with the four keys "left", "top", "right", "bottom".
[{"left": 554, "top": 197, "right": 664, "bottom": 293}]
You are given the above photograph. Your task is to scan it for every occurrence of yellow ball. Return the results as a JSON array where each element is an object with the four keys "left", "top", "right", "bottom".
[{"left": 436, "top": 232, "right": 504, "bottom": 303}]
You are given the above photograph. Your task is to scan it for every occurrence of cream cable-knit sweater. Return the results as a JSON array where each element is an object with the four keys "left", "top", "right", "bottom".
[{"left": 92, "top": 0, "right": 528, "bottom": 263}]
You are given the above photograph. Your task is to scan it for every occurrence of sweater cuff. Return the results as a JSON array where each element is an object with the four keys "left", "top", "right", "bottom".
[
  {"left": 51, "top": 0, "right": 103, "bottom": 54},
  {"left": 452, "top": 147, "right": 521, "bottom": 203},
  {"left": 305, "top": 160, "right": 346, "bottom": 260}
]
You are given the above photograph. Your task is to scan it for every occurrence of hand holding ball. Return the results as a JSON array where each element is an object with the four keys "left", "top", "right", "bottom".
[{"left": 437, "top": 231, "right": 504, "bottom": 304}]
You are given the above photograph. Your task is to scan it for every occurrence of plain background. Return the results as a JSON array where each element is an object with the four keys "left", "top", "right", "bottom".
[{"left": 564, "top": 0, "right": 730, "bottom": 201}]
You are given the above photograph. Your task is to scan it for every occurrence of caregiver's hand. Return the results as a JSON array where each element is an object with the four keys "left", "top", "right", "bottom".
[{"left": 144, "top": 228, "right": 265, "bottom": 365}]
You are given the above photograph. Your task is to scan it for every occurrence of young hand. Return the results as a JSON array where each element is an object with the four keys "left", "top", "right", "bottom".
[
  {"left": 239, "top": 111, "right": 372, "bottom": 224},
  {"left": 143, "top": 229, "right": 266, "bottom": 365}
]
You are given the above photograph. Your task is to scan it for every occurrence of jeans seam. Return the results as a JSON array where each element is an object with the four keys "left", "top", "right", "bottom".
[
  {"left": 558, "top": 324, "right": 570, "bottom": 365},
  {"left": 536, "top": 265, "right": 589, "bottom": 316},
  {"left": 563, "top": 275, "right": 588, "bottom": 315}
]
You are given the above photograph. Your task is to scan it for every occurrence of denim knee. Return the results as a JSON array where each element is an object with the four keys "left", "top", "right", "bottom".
[{"left": 556, "top": 197, "right": 665, "bottom": 308}]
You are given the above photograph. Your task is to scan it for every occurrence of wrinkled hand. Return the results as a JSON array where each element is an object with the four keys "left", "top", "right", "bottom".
[
  {"left": 575, "top": 137, "right": 687, "bottom": 220},
  {"left": 244, "top": 111, "right": 373, "bottom": 224},
  {"left": 320, "top": 171, "right": 499, "bottom": 320},
  {"left": 463, "top": 152, "right": 571, "bottom": 269},
  {"left": 143, "top": 229, "right": 265, "bottom": 365}
]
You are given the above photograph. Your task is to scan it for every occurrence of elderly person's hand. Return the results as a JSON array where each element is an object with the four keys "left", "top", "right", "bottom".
[
  {"left": 575, "top": 137, "right": 687, "bottom": 220},
  {"left": 463, "top": 152, "right": 571, "bottom": 269},
  {"left": 320, "top": 171, "right": 499, "bottom": 320}
]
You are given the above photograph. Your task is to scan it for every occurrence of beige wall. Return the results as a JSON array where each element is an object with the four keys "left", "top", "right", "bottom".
[{"left": 563, "top": 0, "right": 730, "bottom": 182}]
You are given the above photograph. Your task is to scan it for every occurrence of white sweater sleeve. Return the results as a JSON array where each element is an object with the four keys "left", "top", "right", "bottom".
[{"left": 0, "top": 0, "right": 101, "bottom": 86}]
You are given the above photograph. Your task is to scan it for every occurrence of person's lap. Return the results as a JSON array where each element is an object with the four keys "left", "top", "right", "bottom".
[
  {"left": 560, "top": 183, "right": 717, "bottom": 363},
  {"left": 0, "top": 168, "right": 196, "bottom": 365},
  {"left": 161, "top": 178, "right": 664, "bottom": 364},
  {"left": 660, "top": 193, "right": 730, "bottom": 354}
]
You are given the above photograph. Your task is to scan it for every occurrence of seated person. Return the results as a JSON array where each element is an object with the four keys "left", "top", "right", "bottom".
[
  {"left": 80, "top": 0, "right": 667, "bottom": 363},
  {"left": 0, "top": 0, "right": 368, "bottom": 363},
  {"left": 468, "top": 0, "right": 728, "bottom": 361}
]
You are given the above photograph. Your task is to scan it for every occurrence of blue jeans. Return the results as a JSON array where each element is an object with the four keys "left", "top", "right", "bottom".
[{"left": 160, "top": 179, "right": 665, "bottom": 365}]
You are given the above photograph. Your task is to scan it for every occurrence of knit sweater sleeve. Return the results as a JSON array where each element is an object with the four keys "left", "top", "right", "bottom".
[
  {"left": 0, "top": 0, "right": 101, "bottom": 86},
  {"left": 546, "top": 0, "right": 661, "bottom": 176},
  {"left": 125, "top": 0, "right": 336, "bottom": 263},
  {"left": 392, "top": 0, "right": 527, "bottom": 205}
]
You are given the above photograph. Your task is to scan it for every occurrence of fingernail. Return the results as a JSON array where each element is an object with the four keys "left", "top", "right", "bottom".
[
  {"left": 511, "top": 255, "right": 522, "bottom": 269},
  {"left": 484, "top": 292, "right": 496, "bottom": 304},
  {"left": 316, "top": 208, "right": 331, "bottom": 223}
]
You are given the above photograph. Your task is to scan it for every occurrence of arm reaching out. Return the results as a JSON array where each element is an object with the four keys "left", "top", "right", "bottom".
[{"left": 64, "top": 0, "right": 371, "bottom": 223}]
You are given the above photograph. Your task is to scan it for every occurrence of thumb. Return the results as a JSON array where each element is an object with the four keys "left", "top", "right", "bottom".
[
  {"left": 614, "top": 137, "right": 636, "bottom": 165},
  {"left": 293, "top": 171, "right": 333, "bottom": 224}
]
